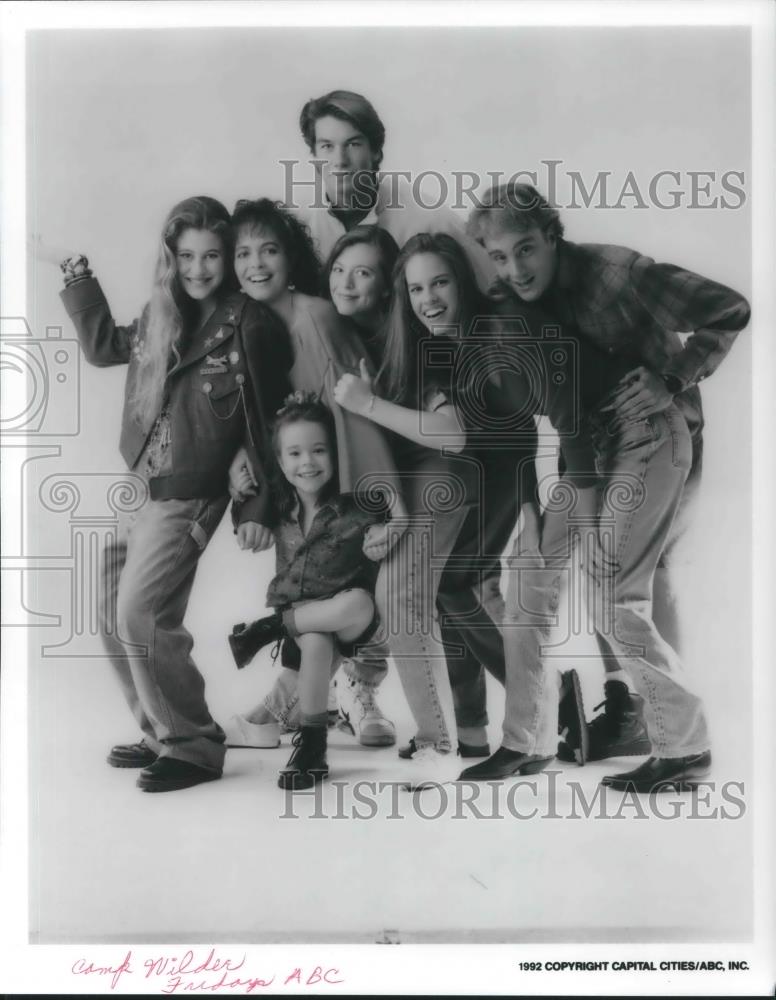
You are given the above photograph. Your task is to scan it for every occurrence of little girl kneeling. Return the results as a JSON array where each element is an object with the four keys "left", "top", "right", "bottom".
[{"left": 229, "top": 392, "right": 386, "bottom": 790}]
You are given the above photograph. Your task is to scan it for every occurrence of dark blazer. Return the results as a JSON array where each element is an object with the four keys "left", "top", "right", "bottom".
[{"left": 61, "top": 277, "right": 293, "bottom": 524}]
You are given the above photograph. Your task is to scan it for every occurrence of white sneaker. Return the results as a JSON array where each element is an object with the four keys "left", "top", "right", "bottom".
[
  {"left": 398, "top": 745, "right": 460, "bottom": 790},
  {"left": 223, "top": 714, "right": 281, "bottom": 749},
  {"left": 337, "top": 674, "right": 396, "bottom": 747}
]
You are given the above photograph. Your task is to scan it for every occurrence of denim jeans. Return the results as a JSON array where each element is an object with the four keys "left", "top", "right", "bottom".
[
  {"left": 437, "top": 500, "right": 513, "bottom": 731},
  {"left": 260, "top": 648, "right": 390, "bottom": 730},
  {"left": 502, "top": 406, "right": 711, "bottom": 760},
  {"left": 99, "top": 494, "right": 229, "bottom": 772},
  {"left": 588, "top": 406, "right": 710, "bottom": 757},
  {"left": 369, "top": 506, "right": 469, "bottom": 752},
  {"left": 501, "top": 493, "right": 579, "bottom": 757}
]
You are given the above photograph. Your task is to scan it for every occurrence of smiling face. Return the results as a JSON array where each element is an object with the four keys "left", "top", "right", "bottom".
[
  {"left": 405, "top": 252, "right": 461, "bottom": 334},
  {"left": 313, "top": 115, "right": 377, "bottom": 209},
  {"left": 329, "top": 243, "right": 387, "bottom": 322},
  {"left": 482, "top": 223, "right": 558, "bottom": 302},
  {"left": 277, "top": 419, "right": 335, "bottom": 502},
  {"left": 175, "top": 228, "right": 225, "bottom": 304},
  {"left": 234, "top": 224, "right": 292, "bottom": 305}
]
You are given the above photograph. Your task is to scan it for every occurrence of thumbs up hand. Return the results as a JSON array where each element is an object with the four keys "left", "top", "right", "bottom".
[
  {"left": 358, "top": 357, "right": 372, "bottom": 387},
  {"left": 333, "top": 359, "right": 375, "bottom": 416}
]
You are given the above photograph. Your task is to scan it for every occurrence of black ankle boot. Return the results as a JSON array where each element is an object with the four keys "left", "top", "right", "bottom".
[
  {"left": 228, "top": 613, "right": 286, "bottom": 669},
  {"left": 558, "top": 679, "right": 651, "bottom": 762},
  {"left": 278, "top": 726, "right": 329, "bottom": 790}
]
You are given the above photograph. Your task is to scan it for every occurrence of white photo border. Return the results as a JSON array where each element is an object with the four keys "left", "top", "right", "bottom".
[{"left": 1, "top": 0, "right": 774, "bottom": 995}]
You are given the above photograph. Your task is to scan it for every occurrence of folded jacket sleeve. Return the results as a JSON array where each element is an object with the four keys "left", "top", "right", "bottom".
[
  {"left": 627, "top": 254, "right": 751, "bottom": 390},
  {"left": 234, "top": 301, "right": 294, "bottom": 527},
  {"left": 60, "top": 276, "right": 138, "bottom": 367}
]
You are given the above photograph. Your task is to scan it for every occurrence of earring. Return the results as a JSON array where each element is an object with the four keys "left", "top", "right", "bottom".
[{"left": 288, "top": 282, "right": 296, "bottom": 291}]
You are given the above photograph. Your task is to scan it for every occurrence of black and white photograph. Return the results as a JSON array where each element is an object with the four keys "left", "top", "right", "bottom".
[{"left": 1, "top": 0, "right": 774, "bottom": 995}]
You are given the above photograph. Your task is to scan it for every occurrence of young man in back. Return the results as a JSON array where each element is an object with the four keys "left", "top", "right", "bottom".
[{"left": 290, "top": 89, "right": 494, "bottom": 288}]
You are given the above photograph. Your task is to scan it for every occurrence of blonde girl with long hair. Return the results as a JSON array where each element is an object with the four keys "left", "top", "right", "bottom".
[{"left": 53, "top": 195, "right": 293, "bottom": 793}]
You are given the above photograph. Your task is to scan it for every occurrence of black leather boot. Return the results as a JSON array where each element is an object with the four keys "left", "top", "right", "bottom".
[
  {"left": 558, "top": 679, "right": 651, "bottom": 762},
  {"left": 229, "top": 613, "right": 286, "bottom": 668},
  {"left": 278, "top": 725, "right": 329, "bottom": 790}
]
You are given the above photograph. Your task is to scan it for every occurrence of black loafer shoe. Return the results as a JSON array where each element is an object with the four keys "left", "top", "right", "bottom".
[
  {"left": 458, "top": 746, "right": 554, "bottom": 781},
  {"left": 136, "top": 757, "right": 222, "bottom": 792},
  {"left": 600, "top": 750, "right": 711, "bottom": 792},
  {"left": 107, "top": 740, "right": 158, "bottom": 769}
]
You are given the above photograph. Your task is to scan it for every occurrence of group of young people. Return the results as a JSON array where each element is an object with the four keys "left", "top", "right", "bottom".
[{"left": 54, "top": 89, "right": 750, "bottom": 795}]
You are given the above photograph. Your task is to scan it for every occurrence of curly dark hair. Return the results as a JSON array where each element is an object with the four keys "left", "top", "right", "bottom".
[
  {"left": 270, "top": 392, "right": 339, "bottom": 518},
  {"left": 231, "top": 198, "right": 321, "bottom": 296}
]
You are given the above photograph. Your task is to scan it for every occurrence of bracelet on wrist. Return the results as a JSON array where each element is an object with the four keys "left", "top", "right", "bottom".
[
  {"left": 60, "top": 254, "right": 92, "bottom": 286},
  {"left": 63, "top": 271, "right": 93, "bottom": 287},
  {"left": 365, "top": 393, "right": 376, "bottom": 415}
]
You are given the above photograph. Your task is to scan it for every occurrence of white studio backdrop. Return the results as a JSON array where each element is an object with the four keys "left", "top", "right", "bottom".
[
  {"left": 26, "top": 22, "right": 752, "bottom": 720},
  {"left": 19, "top": 23, "right": 755, "bottom": 948}
]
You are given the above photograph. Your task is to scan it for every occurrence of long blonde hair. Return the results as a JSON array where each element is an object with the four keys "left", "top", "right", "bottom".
[{"left": 129, "top": 196, "right": 234, "bottom": 422}]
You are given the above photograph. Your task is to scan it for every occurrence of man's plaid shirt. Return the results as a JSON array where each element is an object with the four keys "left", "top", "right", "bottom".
[{"left": 543, "top": 240, "right": 751, "bottom": 438}]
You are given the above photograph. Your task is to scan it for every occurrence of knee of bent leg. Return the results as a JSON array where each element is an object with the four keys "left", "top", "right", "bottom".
[
  {"left": 116, "top": 584, "right": 152, "bottom": 642},
  {"left": 347, "top": 588, "right": 375, "bottom": 625}
]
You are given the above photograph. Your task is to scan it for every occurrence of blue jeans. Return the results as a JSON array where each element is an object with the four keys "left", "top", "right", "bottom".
[
  {"left": 438, "top": 500, "right": 512, "bottom": 732},
  {"left": 369, "top": 507, "right": 468, "bottom": 752},
  {"left": 99, "top": 495, "right": 229, "bottom": 772},
  {"left": 503, "top": 406, "right": 710, "bottom": 759}
]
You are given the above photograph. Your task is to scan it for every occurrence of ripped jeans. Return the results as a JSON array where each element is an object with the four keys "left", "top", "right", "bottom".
[{"left": 99, "top": 494, "right": 229, "bottom": 772}]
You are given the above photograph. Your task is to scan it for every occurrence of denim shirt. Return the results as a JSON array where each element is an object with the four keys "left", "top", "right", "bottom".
[{"left": 266, "top": 494, "right": 382, "bottom": 609}]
